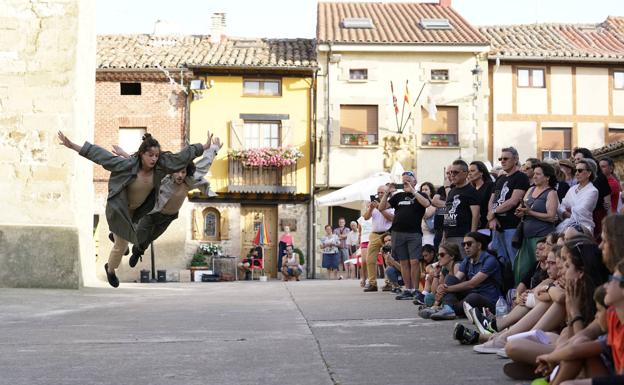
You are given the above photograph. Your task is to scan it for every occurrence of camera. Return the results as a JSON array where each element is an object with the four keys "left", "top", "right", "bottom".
[
  {"left": 381, "top": 245, "right": 392, "bottom": 253},
  {"left": 370, "top": 194, "right": 380, "bottom": 202},
  {"left": 393, "top": 183, "right": 404, "bottom": 189}
]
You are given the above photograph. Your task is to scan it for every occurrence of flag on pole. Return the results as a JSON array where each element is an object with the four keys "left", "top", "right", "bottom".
[
  {"left": 404, "top": 80, "right": 410, "bottom": 104},
  {"left": 253, "top": 220, "right": 270, "bottom": 246},
  {"left": 426, "top": 95, "right": 437, "bottom": 121},
  {"left": 390, "top": 81, "right": 399, "bottom": 115}
]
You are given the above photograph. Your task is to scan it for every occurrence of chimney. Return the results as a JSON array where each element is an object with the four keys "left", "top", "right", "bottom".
[
  {"left": 210, "top": 13, "right": 226, "bottom": 43},
  {"left": 439, "top": 0, "right": 451, "bottom": 7}
]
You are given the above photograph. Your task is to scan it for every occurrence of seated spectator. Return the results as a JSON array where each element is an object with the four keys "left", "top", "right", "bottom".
[
  {"left": 238, "top": 247, "right": 263, "bottom": 280},
  {"left": 419, "top": 244, "right": 437, "bottom": 292},
  {"left": 430, "top": 232, "right": 502, "bottom": 321},
  {"left": 381, "top": 234, "right": 404, "bottom": 292},
  {"left": 281, "top": 245, "right": 302, "bottom": 281},
  {"left": 419, "top": 242, "right": 462, "bottom": 316},
  {"left": 557, "top": 158, "right": 599, "bottom": 234}
]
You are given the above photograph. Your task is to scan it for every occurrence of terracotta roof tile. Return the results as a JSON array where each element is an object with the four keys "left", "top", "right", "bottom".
[
  {"left": 593, "top": 140, "right": 624, "bottom": 157},
  {"left": 97, "top": 35, "right": 317, "bottom": 70},
  {"left": 479, "top": 18, "right": 624, "bottom": 62},
  {"left": 317, "top": 2, "right": 487, "bottom": 45}
]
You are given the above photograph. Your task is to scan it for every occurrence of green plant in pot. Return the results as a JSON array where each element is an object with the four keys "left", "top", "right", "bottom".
[
  {"left": 189, "top": 253, "right": 208, "bottom": 267},
  {"left": 293, "top": 247, "right": 306, "bottom": 265}
]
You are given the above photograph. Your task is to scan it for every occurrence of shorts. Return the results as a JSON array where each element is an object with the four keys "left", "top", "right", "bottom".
[
  {"left": 391, "top": 231, "right": 423, "bottom": 261},
  {"left": 286, "top": 267, "right": 302, "bottom": 276},
  {"left": 322, "top": 252, "right": 339, "bottom": 270}
]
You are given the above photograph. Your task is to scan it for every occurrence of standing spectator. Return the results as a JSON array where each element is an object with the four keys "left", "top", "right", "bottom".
[
  {"left": 333, "top": 217, "right": 350, "bottom": 274},
  {"left": 543, "top": 158, "right": 570, "bottom": 203},
  {"left": 320, "top": 225, "right": 340, "bottom": 280},
  {"left": 469, "top": 161, "right": 495, "bottom": 235},
  {"left": 599, "top": 157, "right": 621, "bottom": 214},
  {"left": 521, "top": 158, "right": 540, "bottom": 183},
  {"left": 487, "top": 147, "right": 530, "bottom": 269},
  {"left": 557, "top": 158, "right": 599, "bottom": 234},
  {"left": 346, "top": 221, "right": 359, "bottom": 255},
  {"left": 363, "top": 185, "right": 394, "bottom": 292},
  {"left": 573, "top": 147, "right": 611, "bottom": 240},
  {"left": 513, "top": 162, "right": 559, "bottom": 285},
  {"left": 558, "top": 159, "right": 576, "bottom": 187},
  {"left": 379, "top": 171, "right": 431, "bottom": 300},
  {"left": 357, "top": 214, "right": 373, "bottom": 287},
  {"left": 420, "top": 182, "right": 437, "bottom": 246},
  {"left": 443, "top": 160, "right": 480, "bottom": 257},
  {"left": 432, "top": 166, "right": 454, "bottom": 250}
]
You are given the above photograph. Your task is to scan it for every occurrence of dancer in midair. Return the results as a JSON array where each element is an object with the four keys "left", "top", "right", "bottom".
[
  {"left": 58, "top": 130, "right": 213, "bottom": 287},
  {"left": 111, "top": 135, "right": 222, "bottom": 267}
]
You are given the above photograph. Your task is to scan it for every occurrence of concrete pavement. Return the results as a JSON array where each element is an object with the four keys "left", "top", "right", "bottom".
[{"left": 0, "top": 280, "right": 517, "bottom": 385}]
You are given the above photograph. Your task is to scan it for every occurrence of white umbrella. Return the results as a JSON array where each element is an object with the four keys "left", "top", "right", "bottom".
[{"left": 316, "top": 172, "right": 391, "bottom": 207}]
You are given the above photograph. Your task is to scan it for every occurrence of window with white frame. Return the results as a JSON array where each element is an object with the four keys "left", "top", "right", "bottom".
[
  {"left": 541, "top": 128, "right": 571, "bottom": 160},
  {"left": 349, "top": 69, "right": 368, "bottom": 80},
  {"left": 614, "top": 71, "right": 624, "bottom": 90},
  {"left": 118, "top": 127, "right": 146, "bottom": 154},
  {"left": 243, "top": 79, "right": 281, "bottom": 96},
  {"left": 243, "top": 121, "right": 281, "bottom": 149},
  {"left": 517, "top": 68, "right": 545, "bottom": 88}
]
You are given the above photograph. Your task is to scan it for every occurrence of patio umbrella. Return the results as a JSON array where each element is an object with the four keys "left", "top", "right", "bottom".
[
  {"left": 252, "top": 220, "right": 270, "bottom": 279},
  {"left": 316, "top": 172, "right": 391, "bottom": 207}
]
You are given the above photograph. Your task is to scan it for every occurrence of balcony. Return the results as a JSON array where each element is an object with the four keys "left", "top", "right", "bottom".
[{"left": 228, "top": 158, "right": 297, "bottom": 194}]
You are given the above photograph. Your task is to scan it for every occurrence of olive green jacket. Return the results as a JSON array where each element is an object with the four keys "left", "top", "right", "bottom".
[{"left": 79, "top": 141, "right": 204, "bottom": 244}]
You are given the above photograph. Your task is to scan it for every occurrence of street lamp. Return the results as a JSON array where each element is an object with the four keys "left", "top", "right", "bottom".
[{"left": 471, "top": 62, "right": 483, "bottom": 93}]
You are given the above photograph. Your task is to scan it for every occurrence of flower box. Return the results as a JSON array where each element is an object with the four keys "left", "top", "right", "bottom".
[{"left": 227, "top": 147, "right": 303, "bottom": 168}]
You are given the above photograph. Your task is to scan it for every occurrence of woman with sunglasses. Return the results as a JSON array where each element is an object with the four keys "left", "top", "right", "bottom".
[
  {"left": 557, "top": 159, "right": 599, "bottom": 235},
  {"left": 418, "top": 242, "right": 462, "bottom": 318}
]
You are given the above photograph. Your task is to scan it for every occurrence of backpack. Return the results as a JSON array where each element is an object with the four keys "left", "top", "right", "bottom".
[{"left": 487, "top": 250, "right": 514, "bottom": 295}]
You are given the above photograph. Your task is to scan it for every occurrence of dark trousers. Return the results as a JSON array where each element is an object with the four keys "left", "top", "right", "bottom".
[
  {"left": 442, "top": 275, "right": 495, "bottom": 316},
  {"left": 132, "top": 212, "right": 178, "bottom": 256}
]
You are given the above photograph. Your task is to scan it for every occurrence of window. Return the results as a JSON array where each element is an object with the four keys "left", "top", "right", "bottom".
[
  {"left": 517, "top": 68, "right": 545, "bottom": 88},
  {"left": 349, "top": 69, "right": 368, "bottom": 80},
  {"left": 202, "top": 207, "right": 220, "bottom": 241},
  {"left": 118, "top": 127, "right": 146, "bottom": 153},
  {"left": 243, "top": 79, "right": 281, "bottom": 96},
  {"left": 420, "top": 18, "right": 452, "bottom": 30},
  {"left": 339, "top": 105, "right": 378, "bottom": 146},
  {"left": 608, "top": 128, "right": 624, "bottom": 143},
  {"left": 614, "top": 71, "right": 624, "bottom": 90},
  {"left": 120, "top": 82, "right": 141, "bottom": 95},
  {"left": 421, "top": 106, "right": 458, "bottom": 146},
  {"left": 431, "top": 69, "right": 449, "bottom": 81},
  {"left": 541, "top": 128, "right": 571, "bottom": 159},
  {"left": 342, "top": 17, "right": 374, "bottom": 29},
  {"left": 243, "top": 121, "right": 280, "bottom": 149}
]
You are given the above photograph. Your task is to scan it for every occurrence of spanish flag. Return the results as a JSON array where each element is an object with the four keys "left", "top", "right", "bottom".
[
  {"left": 390, "top": 81, "right": 399, "bottom": 115},
  {"left": 404, "top": 80, "right": 410, "bottom": 104}
]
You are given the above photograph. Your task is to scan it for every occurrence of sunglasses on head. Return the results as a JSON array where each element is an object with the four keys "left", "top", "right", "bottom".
[
  {"left": 608, "top": 274, "right": 624, "bottom": 283},
  {"left": 461, "top": 241, "right": 474, "bottom": 248},
  {"left": 402, "top": 171, "right": 414, "bottom": 177}
]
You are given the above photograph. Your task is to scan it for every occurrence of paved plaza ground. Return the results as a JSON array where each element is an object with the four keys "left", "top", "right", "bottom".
[{"left": 0, "top": 280, "right": 517, "bottom": 385}]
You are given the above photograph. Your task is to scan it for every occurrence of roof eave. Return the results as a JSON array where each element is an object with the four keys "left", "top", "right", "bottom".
[
  {"left": 488, "top": 54, "right": 624, "bottom": 63},
  {"left": 186, "top": 64, "right": 318, "bottom": 72}
]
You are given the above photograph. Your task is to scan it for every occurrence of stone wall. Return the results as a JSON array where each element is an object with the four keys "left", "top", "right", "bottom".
[
  {"left": 278, "top": 203, "right": 309, "bottom": 272},
  {"left": 0, "top": 0, "right": 96, "bottom": 288}
]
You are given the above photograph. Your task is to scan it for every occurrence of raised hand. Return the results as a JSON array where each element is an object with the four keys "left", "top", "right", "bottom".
[
  {"left": 211, "top": 135, "right": 223, "bottom": 149},
  {"left": 57, "top": 131, "right": 81, "bottom": 152},
  {"left": 203, "top": 130, "right": 214, "bottom": 150},
  {"left": 112, "top": 145, "right": 131, "bottom": 158}
]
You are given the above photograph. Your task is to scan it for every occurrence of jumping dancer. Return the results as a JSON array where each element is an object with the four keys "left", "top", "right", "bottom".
[{"left": 58, "top": 130, "right": 213, "bottom": 287}]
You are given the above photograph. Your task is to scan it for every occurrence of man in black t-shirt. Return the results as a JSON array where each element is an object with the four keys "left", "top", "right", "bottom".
[
  {"left": 379, "top": 170, "right": 431, "bottom": 300},
  {"left": 487, "top": 147, "right": 530, "bottom": 269},
  {"left": 443, "top": 159, "right": 480, "bottom": 257}
]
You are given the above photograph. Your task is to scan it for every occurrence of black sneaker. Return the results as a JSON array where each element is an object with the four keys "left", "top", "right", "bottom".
[
  {"left": 104, "top": 263, "right": 119, "bottom": 288},
  {"left": 412, "top": 291, "right": 426, "bottom": 305},
  {"left": 363, "top": 285, "right": 378, "bottom": 292},
  {"left": 395, "top": 290, "right": 414, "bottom": 300},
  {"left": 470, "top": 307, "right": 495, "bottom": 336},
  {"left": 453, "top": 323, "right": 480, "bottom": 345}
]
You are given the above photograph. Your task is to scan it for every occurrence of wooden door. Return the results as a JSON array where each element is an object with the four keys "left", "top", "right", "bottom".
[{"left": 240, "top": 205, "right": 278, "bottom": 278}]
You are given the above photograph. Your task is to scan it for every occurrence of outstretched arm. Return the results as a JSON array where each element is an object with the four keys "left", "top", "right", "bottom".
[
  {"left": 158, "top": 130, "right": 214, "bottom": 173},
  {"left": 58, "top": 131, "right": 82, "bottom": 153},
  {"left": 59, "top": 131, "right": 134, "bottom": 173},
  {"left": 194, "top": 136, "right": 223, "bottom": 179}
]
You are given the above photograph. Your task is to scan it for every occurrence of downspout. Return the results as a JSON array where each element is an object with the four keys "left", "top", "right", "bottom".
[
  {"left": 183, "top": 69, "right": 191, "bottom": 146},
  {"left": 324, "top": 44, "right": 332, "bottom": 189},
  {"left": 308, "top": 69, "right": 318, "bottom": 279}
]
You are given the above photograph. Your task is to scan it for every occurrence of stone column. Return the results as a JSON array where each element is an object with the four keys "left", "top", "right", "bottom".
[{"left": 0, "top": 0, "right": 96, "bottom": 288}]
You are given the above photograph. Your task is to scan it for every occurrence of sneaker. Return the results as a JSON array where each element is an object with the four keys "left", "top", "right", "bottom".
[
  {"left": 412, "top": 291, "right": 426, "bottom": 305},
  {"left": 469, "top": 307, "right": 494, "bottom": 337},
  {"left": 391, "top": 287, "right": 402, "bottom": 294},
  {"left": 453, "top": 323, "right": 480, "bottom": 345},
  {"left": 463, "top": 302, "right": 475, "bottom": 324},
  {"left": 363, "top": 285, "right": 378, "bottom": 292},
  {"left": 338, "top": 275, "right": 344, "bottom": 280},
  {"left": 381, "top": 284, "right": 392, "bottom": 292},
  {"left": 473, "top": 337, "right": 506, "bottom": 354},
  {"left": 430, "top": 304, "right": 456, "bottom": 320},
  {"left": 129, "top": 246, "right": 143, "bottom": 268},
  {"left": 395, "top": 290, "right": 414, "bottom": 300},
  {"left": 497, "top": 348, "right": 509, "bottom": 359},
  {"left": 418, "top": 307, "right": 438, "bottom": 319}
]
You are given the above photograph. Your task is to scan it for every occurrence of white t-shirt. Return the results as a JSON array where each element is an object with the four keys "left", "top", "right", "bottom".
[{"left": 357, "top": 216, "right": 373, "bottom": 243}]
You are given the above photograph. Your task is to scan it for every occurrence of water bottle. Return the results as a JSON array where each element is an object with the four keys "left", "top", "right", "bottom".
[{"left": 495, "top": 296, "right": 508, "bottom": 318}]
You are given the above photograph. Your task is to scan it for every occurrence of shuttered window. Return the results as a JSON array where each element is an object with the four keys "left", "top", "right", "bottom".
[
  {"left": 340, "top": 105, "right": 378, "bottom": 145},
  {"left": 421, "top": 106, "right": 458, "bottom": 146},
  {"left": 541, "top": 128, "right": 571, "bottom": 159}
]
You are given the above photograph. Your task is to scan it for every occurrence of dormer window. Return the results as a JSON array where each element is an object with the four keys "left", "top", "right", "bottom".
[
  {"left": 420, "top": 18, "right": 452, "bottom": 30},
  {"left": 431, "top": 69, "right": 449, "bottom": 82},
  {"left": 349, "top": 69, "right": 368, "bottom": 80},
  {"left": 342, "top": 17, "right": 374, "bottom": 29}
]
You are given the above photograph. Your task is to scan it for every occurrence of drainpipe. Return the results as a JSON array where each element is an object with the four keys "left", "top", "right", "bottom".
[
  {"left": 308, "top": 69, "right": 318, "bottom": 278},
  {"left": 183, "top": 69, "right": 191, "bottom": 146},
  {"left": 324, "top": 44, "right": 332, "bottom": 190}
]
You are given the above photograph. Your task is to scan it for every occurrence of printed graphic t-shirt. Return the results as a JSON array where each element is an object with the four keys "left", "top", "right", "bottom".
[
  {"left": 388, "top": 191, "right": 429, "bottom": 233},
  {"left": 443, "top": 184, "right": 479, "bottom": 237},
  {"left": 492, "top": 171, "right": 530, "bottom": 230}
]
